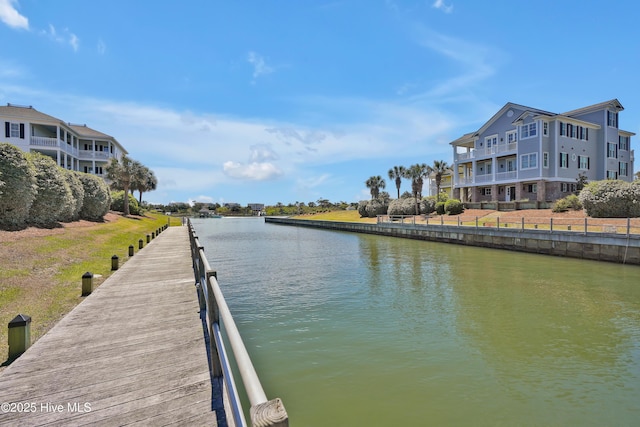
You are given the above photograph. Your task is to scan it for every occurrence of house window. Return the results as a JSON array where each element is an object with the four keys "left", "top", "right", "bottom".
[
  {"left": 578, "top": 155, "right": 590, "bottom": 170},
  {"left": 559, "top": 122, "right": 566, "bottom": 136},
  {"left": 486, "top": 162, "right": 492, "bottom": 174},
  {"left": 559, "top": 152, "right": 569, "bottom": 168},
  {"left": 520, "top": 122, "right": 537, "bottom": 139},
  {"left": 485, "top": 135, "right": 497, "bottom": 148},
  {"left": 607, "top": 142, "right": 617, "bottom": 158},
  {"left": 619, "top": 162, "right": 628, "bottom": 177},
  {"left": 523, "top": 183, "right": 537, "bottom": 193},
  {"left": 561, "top": 182, "right": 569, "bottom": 192},
  {"left": 607, "top": 170, "right": 618, "bottom": 179},
  {"left": 520, "top": 153, "right": 538, "bottom": 169},
  {"left": 4, "top": 122, "right": 24, "bottom": 139},
  {"left": 619, "top": 135, "right": 630, "bottom": 151},
  {"left": 607, "top": 111, "right": 618, "bottom": 127},
  {"left": 543, "top": 122, "right": 548, "bottom": 136},
  {"left": 543, "top": 152, "right": 549, "bottom": 168},
  {"left": 481, "top": 187, "right": 492, "bottom": 196},
  {"left": 507, "top": 159, "right": 516, "bottom": 172},
  {"left": 506, "top": 130, "right": 517, "bottom": 144}
]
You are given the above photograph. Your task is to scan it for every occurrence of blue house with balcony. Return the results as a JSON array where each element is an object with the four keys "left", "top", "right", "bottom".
[{"left": 450, "top": 99, "right": 635, "bottom": 203}]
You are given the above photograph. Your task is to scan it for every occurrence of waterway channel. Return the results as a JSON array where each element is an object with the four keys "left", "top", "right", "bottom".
[{"left": 193, "top": 217, "right": 640, "bottom": 426}]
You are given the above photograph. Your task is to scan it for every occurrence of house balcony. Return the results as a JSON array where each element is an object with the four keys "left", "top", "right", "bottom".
[
  {"left": 456, "top": 171, "right": 518, "bottom": 186},
  {"left": 30, "top": 136, "right": 79, "bottom": 157},
  {"left": 79, "top": 150, "right": 113, "bottom": 160},
  {"left": 455, "top": 142, "right": 517, "bottom": 162}
]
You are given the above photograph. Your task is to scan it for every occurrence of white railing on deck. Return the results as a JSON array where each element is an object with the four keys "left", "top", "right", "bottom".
[
  {"left": 188, "top": 219, "right": 288, "bottom": 427},
  {"left": 30, "top": 136, "right": 58, "bottom": 147}
]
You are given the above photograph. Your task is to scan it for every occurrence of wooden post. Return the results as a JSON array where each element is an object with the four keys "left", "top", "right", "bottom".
[
  {"left": 250, "top": 398, "right": 289, "bottom": 427},
  {"left": 521, "top": 217, "right": 524, "bottom": 231},
  {"left": 111, "top": 255, "right": 119, "bottom": 271},
  {"left": 550, "top": 218, "right": 553, "bottom": 233},
  {"left": 129, "top": 245, "right": 134, "bottom": 257},
  {"left": 8, "top": 314, "right": 31, "bottom": 359},
  {"left": 82, "top": 272, "right": 94, "bottom": 296},
  {"left": 139, "top": 239, "right": 144, "bottom": 250}
]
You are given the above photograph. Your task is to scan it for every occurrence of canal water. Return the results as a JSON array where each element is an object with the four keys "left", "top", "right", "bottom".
[{"left": 193, "top": 217, "right": 640, "bottom": 426}]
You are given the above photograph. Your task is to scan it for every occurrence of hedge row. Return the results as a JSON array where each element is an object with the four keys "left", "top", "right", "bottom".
[
  {"left": 0, "top": 143, "right": 111, "bottom": 230},
  {"left": 579, "top": 180, "right": 640, "bottom": 218}
]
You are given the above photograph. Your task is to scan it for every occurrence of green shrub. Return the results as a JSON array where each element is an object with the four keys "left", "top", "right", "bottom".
[
  {"left": 444, "top": 198, "right": 464, "bottom": 215},
  {"left": 423, "top": 197, "right": 437, "bottom": 214},
  {"left": 111, "top": 191, "right": 141, "bottom": 215},
  {"left": 552, "top": 194, "right": 582, "bottom": 213},
  {"left": 60, "top": 170, "right": 85, "bottom": 222},
  {"left": 437, "top": 192, "right": 449, "bottom": 203},
  {"left": 357, "top": 200, "right": 368, "bottom": 217},
  {"left": 579, "top": 180, "right": 640, "bottom": 218},
  {"left": 0, "top": 143, "right": 37, "bottom": 229},
  {"left": 435, "top": 201, "right": 446, "bottom": 215},
  {"left": 78, "top": 173, "right": 111, "bottom": 221},
  {"left": 27, "top": 153, "right": 75, "bottom": 226},
  {"left": 365, "top": 198, "right": 387, "bottom": 217}
]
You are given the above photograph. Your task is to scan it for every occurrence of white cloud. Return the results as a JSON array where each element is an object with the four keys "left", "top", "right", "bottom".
[
  {"left": 432, "top": 0, "right": 453, "bottom": 14},
  {"left": 223, "top": 161, "right": 283, "bottom": 181},
  {"left": 0, "top": 0, "right": 28, "bottom": 30},
  {"left": 43, "top": 24, "right": 80, "bottom": 51},
  {"left": 247, "top": 51, "right": 274, "bottom": 83}
]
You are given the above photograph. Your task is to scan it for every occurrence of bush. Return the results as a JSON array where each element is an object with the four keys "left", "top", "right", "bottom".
[
  {"left": 552, "top": 194, "right": 582, "bottom": 213},
  {"left": 111, "top": 191, "right": 141, "bottom": 215},
  {"left": 60, "top": 170, "right": 85, "bottom": 222},
  {"left": 444, "top": 199, "right": 464, "bottom": 215},
  {"left": 423, "top": 197, "right": 437, "bottom": 215},
  {"left": 435, "top": 201, "right": 446, "bottom": 215},
  {"left": 27, "top": 153, "right": 74, "bottom": 227},
  {"left": 78, "top": 173, "right": 111, "bottom": 221},
  {"left": 365, "top": 199, "right": 387, "bottom": 217},
  {"left": 579, "top": 180, "right": 640, "bottom": 218},
  {"left": 0, "top": 143, "right": 37, "bottom": 229},
  {"left": 357, "top": 200, "right": 368, "bottom": 217}
]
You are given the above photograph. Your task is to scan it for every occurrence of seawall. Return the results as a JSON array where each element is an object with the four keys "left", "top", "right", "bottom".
[{"left": 265, "top": 217, "right": 640, "bottom": 265}]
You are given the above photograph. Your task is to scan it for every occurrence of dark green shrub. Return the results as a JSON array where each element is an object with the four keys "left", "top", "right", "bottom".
[
  {"left": 357, "top": 200, "right": 368, "bottom": 217},
  {"left": 552, "top": 194, "right": 582, "bottom": 213},
  {"left": 0, "top": 143, "right": 37, "bottom": 229},
  {"left": 435, "top": 201, "right": 446, "bottom": 215},
  {"left": 60, "top": 170, "right": 85, "bottom": 222},
  {"left": 27, "top": 152, "right": 74, "bottom": 227},
  {"left": 444, "top": 199, "right": 464, "bottom": 215},
  {"left": 78, "top": 173, "right": 111, "bottom": 221},
  {"left": 111, "top": 191, "right": 141, "bottom": 215}
]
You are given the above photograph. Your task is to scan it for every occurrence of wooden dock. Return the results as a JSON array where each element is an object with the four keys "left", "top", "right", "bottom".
[{"left": 0, "top": 226, "right": 219, "bottom": 426}]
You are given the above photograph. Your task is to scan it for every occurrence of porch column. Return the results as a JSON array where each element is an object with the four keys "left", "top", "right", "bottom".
[
  {"left": 537, "top": 180, "right": 546, "bottom": 202},
  {"left": 515, "top": 182, "right": 522, "bottom": 201},
  {"left": 491, "top": 184, "right": 498, "bottom": 202}
]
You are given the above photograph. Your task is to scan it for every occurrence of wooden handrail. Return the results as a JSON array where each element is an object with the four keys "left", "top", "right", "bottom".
[{"left": 187, "top": 219, "right": 288, "bottom": 427}]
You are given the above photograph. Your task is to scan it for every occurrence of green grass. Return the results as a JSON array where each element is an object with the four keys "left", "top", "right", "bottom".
[{"left": 0, "top": 212, "right": 182, "bottom": 365}]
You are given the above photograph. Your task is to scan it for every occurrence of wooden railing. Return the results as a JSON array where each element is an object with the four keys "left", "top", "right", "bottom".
[{"left": 187, "top": 219, "right": 288, "bottom": 427}]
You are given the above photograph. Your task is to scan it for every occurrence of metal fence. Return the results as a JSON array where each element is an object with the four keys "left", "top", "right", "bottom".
[{"left": 187, "top": 219, "right": 288, "bottom": 427}]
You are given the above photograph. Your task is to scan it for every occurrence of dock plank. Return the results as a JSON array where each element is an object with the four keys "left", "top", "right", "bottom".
[{"left": 0, "top": 226, "right": 218, "bottom": 426}]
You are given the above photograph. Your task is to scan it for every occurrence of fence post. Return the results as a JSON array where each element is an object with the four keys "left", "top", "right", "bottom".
[
  {"left": 111, "top": 255, "right": 119, "bottom": 271},
  {"left": 521, "top": 217, "right": 524, "bottom": 231},
  {"left": 476, "top": 216, "right": 478, "bottom": 229},
  {"left": 206, "top": 270, "right": 223, "bottom": 378},
  {"left": 628, "top": 218, "right": 631, "bottom": 237},
  {"left": 550, "top": 218, "right": 553, "bottom": 233},
  {"left": 497, "top": 217, "right": 500, "bottom": 229},
  {"left": 82, "top": 272, "right": 94, "bottom": 296},
  {"left": 250, "top": 398, "right": 289, "bottom": 427},
  {"left": 8, "top": 314, "right": 31, "bottom": 359},
  {"left": 585, "top": 218, "right": 588, "bottom": 235}
]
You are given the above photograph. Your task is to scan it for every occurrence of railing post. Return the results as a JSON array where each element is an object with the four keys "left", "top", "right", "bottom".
[
  {"left": 111, "top": 255, "right": 119, "bottom": 271},
  {"left": 250, "top": 398, "right": 289, "bottom": 427},
  {"left": 8, "top": 314, "right": 31, "bottom": 360},
  {"left": 206, "top": 270, "right": 223, "bottom": 378},
  {"left": 82, "top": 272, "right": 94, "bottom": 296}
]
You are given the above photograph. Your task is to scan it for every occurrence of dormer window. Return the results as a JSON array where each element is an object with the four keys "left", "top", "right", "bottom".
[{"left": 607, "top": 111, "right": 618, "bottom": 127}]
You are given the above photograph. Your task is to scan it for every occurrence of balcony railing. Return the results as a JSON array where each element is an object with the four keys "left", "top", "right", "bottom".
[
  {"left": 79, "top": 150, "right": 112, "bottom": 160},
  {"left": 455, "top": 142, "right": 518, "bottom": 162},
  {"left": 30, "top": 136, "right": 58, "bottom": 147}
]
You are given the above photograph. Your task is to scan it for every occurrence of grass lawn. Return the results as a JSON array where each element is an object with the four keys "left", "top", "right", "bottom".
[{"left": 0, "top": 212, "right": 182, "bottom": 366}]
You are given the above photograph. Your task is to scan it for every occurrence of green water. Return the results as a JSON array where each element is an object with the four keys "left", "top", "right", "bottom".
[{"left": 193, "top": 217, "right": 640, "bottom": 426}]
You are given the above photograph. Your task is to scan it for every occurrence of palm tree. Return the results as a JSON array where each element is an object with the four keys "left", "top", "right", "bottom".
[
  {"left": 388, "top": 166, "right": 406, "bottom": 199},
  {"left": 430, "top": 160, "right": 451, "bottom": 197},
  {"left": 365, "top": 175, "right": 386, "bottom": 200},
  {"left": 106, "top": 155, "right": 135, "bottom": 216},
  {"left": 403, "top": 164, "right": 428, "bottom": 215},
  {"left": 131, "top": 163, "right": 158, "bottom": 204}
]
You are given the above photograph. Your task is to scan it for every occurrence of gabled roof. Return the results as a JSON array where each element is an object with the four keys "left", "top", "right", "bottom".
[
  {"left": 68, "top": 123, "right": 114, "bottom": 139},
  {"left": 449, "top": 131, "right": 476, "bottom": 146},
  {"left": 0, "top": 103, "right": 65, "bottom": 125},
  {"left": 562, "top": 99, "right": 624, "bottom": 117}
]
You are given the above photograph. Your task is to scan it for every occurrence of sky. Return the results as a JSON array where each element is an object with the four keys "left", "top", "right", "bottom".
[{"left": 1, "top": 0, "right": 639, "bottom": 206}]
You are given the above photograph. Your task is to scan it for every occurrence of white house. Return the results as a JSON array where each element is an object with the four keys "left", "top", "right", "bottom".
[{"left": 1, "top": 103, "right": 127, "bottom": 177}]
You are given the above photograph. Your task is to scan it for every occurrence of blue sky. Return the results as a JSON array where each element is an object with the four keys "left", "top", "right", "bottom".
[{"left": 1, "top": 0, "right": 639, "bottom": 206}]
